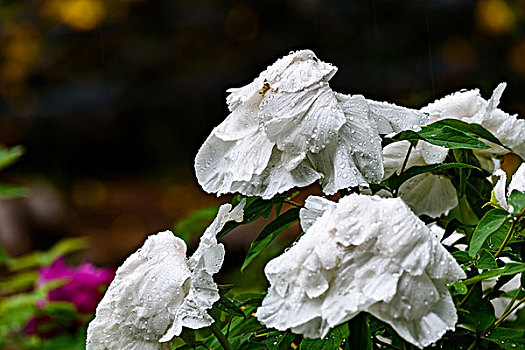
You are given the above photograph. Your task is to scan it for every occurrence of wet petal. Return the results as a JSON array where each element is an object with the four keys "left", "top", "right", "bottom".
[
  {"left": 508, "top": 163, "right": 525, "bottom": 195},
  {"left": 366, "top": 99, "right": 428, "bottom": 133},
  {"left": 265, "top": 50, "right": 337, "bottom": 92},
  {"left": 421, "top": 88, "right": 484, "bottom": 122},
  {"left": 229, "top": 148, "right": 321, "bottom": 199},
  {"left": 256, "top": 194, "right": 465, "bottom": 348},
  {"left": 195, "top": 130, "right": 274, "bottom": 196},
  {"left": 261, "top": 84, "right": 345, "bottom": 154},
  {"left": 398, "top": 173, "right": 458, "bottom": 218},
  {"left": 308, "top": 95, "right": 383, "bottom": 193},
  {"left": 87, "top": 202, "right": 245, "bottom": 349},
  {"left": 86, "top": 231, "right": 191, "bottom": 350}
]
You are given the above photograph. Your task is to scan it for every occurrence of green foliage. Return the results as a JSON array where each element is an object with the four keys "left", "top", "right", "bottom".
[
  {"left": 0, "top": 145, "right": 24, "bottom": 171},
  {"left": 8, "top": 237, "right": 89, "bottom": 271},
  {"left": 508, "top": 190, "right": 525, "bottom": 214},
  {"left": 381, "top": 162, "right": 480, "bottom": 193},
  {"left": 469, "top": 209, "right": 509, "bottom": 257},
  {"left": 385, "top": 118, "right": 501, "bottom": 150},
  {"left": 300, "top": 324, "right": 349, "bottom": 349},
  {"left": 218, "top": 195, "right": 290, "bottom": 238},
  {"left": 241, "top": 207, "right": 300, "bottom": 271},
  {"left": 173, "top": 205, "right": 220, "bottom": 244}
]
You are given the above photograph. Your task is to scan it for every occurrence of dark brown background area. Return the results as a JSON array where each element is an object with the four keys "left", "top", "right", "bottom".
[{"left": 0, "top": 0, "right": 524, "bottom": 265}]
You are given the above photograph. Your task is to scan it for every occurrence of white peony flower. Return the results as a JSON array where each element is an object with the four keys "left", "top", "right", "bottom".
[
  {"left": 423, "top": 83, "right": 525, "bottom": 160},
  {"left": 86, "top": 200, "right": 245, "bottom": 350},
  {"left": 255, "top": 194, "right": 466, "bottom": 348},
  {"left": 493, "top": 162, "right": 525, "bottom": 212},
  {"left": 383, "top": 83, "right": 525, "bottom": 218},
  {"left": 195, "top": 49, "right": 427, "bottom": 199},
  {"left": 382, "top": 141, "right": 459, "bottom": 218}
]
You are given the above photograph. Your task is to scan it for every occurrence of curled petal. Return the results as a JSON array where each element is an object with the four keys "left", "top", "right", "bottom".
[
  {"left": 421, "top": 88, "right": 484, "bottom": 122},
  {"left": 195, "top": 130, "right": 274, "bottom": 196},
  {"left": 418, "top": 142, "right": 449, "bottom": 165},
  {"left": 508, "top": 163, "right": 525, "bottom": 195},
  {"left": 261, "top": 84, "right": 345, "bottom": 154},
  {"left": 256, "top": 194, "right": 465, "bottom": 348},
  {"left": 87, "top": 202, "right": 245, "bottom": 349},
  {"left": 229, "top": 148, "right": 321, "bottom": 199},
  {"left": 309, "top": 95, "right": 383, "bottom": 193},
  {"left": 366, "top": 99, "right": 429, "bottom": 133},
  {"left": 265, "top": 50, "right": 337, "bottom": 92},
  {"left": 398, "top": 173, "right": 458, "bottom": 218}
]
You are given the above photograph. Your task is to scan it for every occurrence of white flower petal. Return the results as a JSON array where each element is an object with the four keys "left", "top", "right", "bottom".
[
  {"left": 382, "top": 141, "right": 458, "bottom": 218},
  {"left": 229, "top": 148, "right": 321, "bottom": 199},
  {"left": 195, "top": 130, "right": 274, "bottom": 195},
  {"left": 226, "top": 76, "right": 265, "bottom": 111},
  {"left": 508, "top": 163, "right": 525, "bottom": 195},
  {"left": 87, "top": 202, "right": 245, "bottom": 350},
  {"left": 256, "top": 194, "right": 465, "bottom": 348},
  {"left": 418, "top": 142, "right": 449, "bottom": 165},
  {"left": 261, "top": 84, "right": 345, "bottom": 154},
  {"left": 366, "top": 99, "right": 429, "bottom": 133},
  {"left": 479, "top": 108, "right": 525, "bottom": 159},
  {"left": 421, "top": 88, "right": 484, "bottom": 122},
  {"left": 308, "top": 95, "right": 383, "bottom": 193},
  {"left": 486, "top": 273, "right": 523, "bottom": 321},
  {"left": 299, "top": 196, "right": 336, "bottom": 232},
  {"left": 494, "top": 169, "right": 509, "bottom": 210},
  {"left": 398, "top": 173, "right": 458, "bottom": 218},
  {"left": 265, "top": 50, "right": 337, "bottom": 92},
  {"left": 382, "top": 141, "right": 425, "bottom": 178},
  {"left": 215, "top": 94, "right": 261, "bottom": 141}
]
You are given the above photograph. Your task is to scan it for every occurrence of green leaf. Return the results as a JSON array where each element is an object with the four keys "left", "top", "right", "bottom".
[
  {"left": 508, "top": 190, "right": 525, "bottom": 214},
  {"left": 463, "top": 262, "right": 525, "bottom": 285},
  {"left": 445, "top": 218, "right": 474, "bottom": 239},
  {"left": 218, "top": 195, "right": 286, "bottom": 238},
  {"left": 458, "top": 284, "right": 496, "bottom": 330},
  {"left": 0, "top": 246, "right": 9, "bottom": 266},
  {"left": 214, "top": 295, "right": 245, "bottom": 318},
  {"left": 390, "top": 124, "right": 490, "bottom": 150},
  {"left": 218, "top": 284, "right": 235, "bottom": 296},
  {"left": 465, "top": 176, "right": 493, "bottom": 219},
  {"left": 235, "top": 293, "right": 265, "bottom": 307},
  {"left": 468, "top": 209, "right": 509, "bottom": 257},
  {"left": 381, "top": 163, "right": 480, "bottom": 192},
  {"left": 485, "top": 328, "right": 525, "bottom": 349},
  {"left": 9, "top": 237, "right": 90, "bottom": 271},
  {"left": 266, "top": 331, "right": 295, "bottom": 350},
  {"left": 0, "top": 145, "right": 24, "bottom": 171},
  {"left": 0, "top": 184, "right": 26, "bottom": 198},
  {"left": 173, "top": 205, "right": 219, "bottom": 244},
  {"left": 180, "top": 328, "right": 197, "bottom": 348},
  {"left": 241, "top": 207, "right": 300, "bottom": 271},
  {"left": 475, "top": 250, "right": 498, "bottom": 269},
  {"left": 430, "top": 119, "right": 507, "bottom": 148},
  {"left": 300, "top": 324, "right": 348, "bottom": 349},
  {"left": 452, "top": 281, "right": 468, "bottom": 295},
  {"left": 347, "top": 313, "right": 373, "bottom": 350},
  {"left": 452, "top": 251, "right": 472, "bottom": 264}
]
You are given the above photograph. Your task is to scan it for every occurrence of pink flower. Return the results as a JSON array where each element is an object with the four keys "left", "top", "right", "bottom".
[{"left": 37, "top": 258, "right": 114, "bottom": 315}]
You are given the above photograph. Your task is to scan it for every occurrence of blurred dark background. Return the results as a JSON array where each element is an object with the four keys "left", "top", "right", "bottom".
[{"left": 1, "top": 0, "right": 525, "bottom": 265}]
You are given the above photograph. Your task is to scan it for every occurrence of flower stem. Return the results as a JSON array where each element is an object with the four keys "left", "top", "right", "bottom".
[
  {"left": 399, "top": 142, "right": 414, "bottom": 175},
  {"left": 210, "top": 322, "right": 233, "bottom": 350},
  {"left": 486, "top": 296, "right": 525, "bottom": 333},
  {"left": 493, "top": 218, "right": 517, "bottom": 258}
]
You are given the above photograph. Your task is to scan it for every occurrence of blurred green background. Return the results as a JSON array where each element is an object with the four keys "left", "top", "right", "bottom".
[{"left": 1, "top": 0, "right": 525, "bottom": 265}]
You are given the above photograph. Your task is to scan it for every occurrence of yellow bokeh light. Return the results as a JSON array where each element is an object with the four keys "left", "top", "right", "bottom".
[
  {"left": 41, "top": 0, "right": 106, "bottom": 31},
  {"left": 476, "top": 0, "right": 516, "bottom": 35}
]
